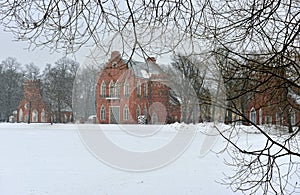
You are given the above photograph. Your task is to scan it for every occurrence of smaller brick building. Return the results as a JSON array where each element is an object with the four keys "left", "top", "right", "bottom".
[
  {"left": 96, "top": 51, "right": 181, "bottom": 124},
  {"left": 245, "top": 70, "right": 300, "bottom": 126},
  {"left": 17, "top": 80, "right": 49, "bottom": 123}
]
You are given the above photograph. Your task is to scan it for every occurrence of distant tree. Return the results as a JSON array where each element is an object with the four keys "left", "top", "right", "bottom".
[
  {"left": 24, "top": 63, "right": 41, "bottom": 80},
  {"left": 1, "top": 0, "right": 300, "bottom": 194},
  {"left": 169, "top": 54, "right": 211, "bottom": 123},
  {"left": 0, "top": 57, "right": 23, "bottom": 122},
  {"left": 73, "top": 64, "right": 99, "bottom": 122},
  {"left": 42, "top": 57, "right": 79, "bottom": 123}
]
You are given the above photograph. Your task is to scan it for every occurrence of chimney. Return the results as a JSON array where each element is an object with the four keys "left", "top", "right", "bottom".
[
  {"left": 147, "top": 57, "right": 156, "bottom": 63},
  {"left": 111, "top": 51, "right": 120, "bottom": 60}
]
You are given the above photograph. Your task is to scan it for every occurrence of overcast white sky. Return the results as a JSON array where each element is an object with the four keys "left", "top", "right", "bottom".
[{"left": 0, "top": 27, "right": 89, "bottom": 69}]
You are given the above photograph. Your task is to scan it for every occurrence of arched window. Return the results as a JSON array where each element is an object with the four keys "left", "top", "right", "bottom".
[
  {"left": 101, "top": 81, "right": 106, "bottom": 97},
  {"left": 276, "top": 112, "right": 280, "bottom": 125},
  {"left": 124, "top": 105, "right": 129, "bottom": 121},
  {"left": 144, "top": 82, "right": 148, "bottom": 98},
  {"left": 109, "top": 81, "right": 114, "bottom": 97},
  {"left": 100, "top": 105, "right": 105, "bottom": 120},
  {"left": 143, "top": 106, "right": 147, "bottom": 116},
  {"left": 250, "top": 107, "right": 256, "bottom": 125},
  {"left": 115, "top": 81, "right": 120, "bottom": 98},
  {"left": 41, "top": 109, "right": 46, "bottom": 122},
  {"left": 124, "top": 80, "right": 129, "bottom": 98},
  {"left": 151, "top": 112, "right": 158, "bottom": 124},
  {"left": 137, "top": 80, "right": 141, "bottom": 97},
  {"left": 19, "top": 109, "right": 23, "bottom": 122},
  {"left": 25, "top": 114, "right": 29, "bottom": 123},
  {"left": 259, "top": 108, "right": 262, "bottom": 125},
  {"left": 136, "top": 105, "right": 141, "bottom": 119},
  {"left": 291, "top": 109, "right": 296, "bottom": 126},
  {"left": 64, "top": 114, "right": 68, "bottom": 123},
  {"left": 32, "top": 109, "right": 38, "bottom": 122}
]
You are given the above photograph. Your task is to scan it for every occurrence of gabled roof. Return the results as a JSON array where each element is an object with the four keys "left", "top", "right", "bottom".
[
  {"left": 126, "top": 59, "right": 164, "bottom": 79},
  {"left": 289, "top": 89, "right": 300, "bottom": 105},
  {"left": 127, "top": 61, "right": 162, "bottom": 79},
  {"left": 106, "top": 51, "right": 164, "bottom": 79}
]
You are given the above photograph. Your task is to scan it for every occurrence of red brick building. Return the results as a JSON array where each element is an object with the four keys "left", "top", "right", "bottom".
[
  {"left": 245, "top": 69, "right": 300, "bottom": 126},
  {"left": 17, "top": 80, "right": 49, "bottom": 123},
  {"left": 96, "top": 51, "right": 181, "bottom": 124}
]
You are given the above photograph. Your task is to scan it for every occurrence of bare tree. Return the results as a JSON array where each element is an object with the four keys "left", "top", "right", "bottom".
[
  {"left": 24, "top": 63, "right": 40, "bottom": 80},
  {"left": 42, "top": 57, "right": 79, "bottom": 123},
  {"left": 170, "top": 54, "right": 210, "bottom": 123},
  {"left": 73, "top": 64, "right": 99, "bottom": 122},
  {"left": 0, "top": 57, "right": 23, "bottom": 122},
  {"left": 1, "top": 0, "right": 300, "bottom": 193}
]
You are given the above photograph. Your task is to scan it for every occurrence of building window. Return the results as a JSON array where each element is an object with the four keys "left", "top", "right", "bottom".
[
  {"left": 19, "top": 109, "right": 23, "bottom": 122},
  {"left": 109, "top": 81, "right": 114, "bottom": 97},
  {"left": 41, "top": 109, "right": 46, "bottom": 122},
  {"left": 112, "top": 61, "right": 117, "bottom": 68},
  {"left": 143, "top": 106, "right": 147, "bottom": 116},
  {"left": 151, "top": 112, "right": 158, "bottom": 124},
  {"left": 32, "top": 109, "right": 38, "bottom": 122},
  {"left": 276, "top": 112, "right": 282, "bottom": 126},
  {"left": 124, "top": 81, "right": 129, "bottom": 98},
  {"left": 25, "top": 114, "right": 29, "bottom": 123},
  {"left": 290, "top": 109, "right": 296, "bottom": 126},
  {"left": 275, "top": 112, "right": 281, "bottom": 125},
  {"left": 137, "top": 80, "right": 141, "bottom": 97},
  {"left": 144, "top": 83, "right": 148, "bottom": 98},
  {"left": 136, "top": 105, "right": 141, "bottom": 119},
  {"left": 259, "top": 108, "right": 262, "bottom": 125},
  {"left": 115, "top": 81, "right": 120, "bottom": 98},
  {"left": 265, "top": 116, "right": 272, "bottom": 125},
  {"left": 101, "top": 81, "right": 106, "bottom": 97},
  {"left": 250, "top": 107, "right": 256, "bottom": 125},
  {"left": 100, "top": 105, "right": 105, "bottom": 120},
  {"left": 124, "top": 105, "right": 129, "bottom": 121}
]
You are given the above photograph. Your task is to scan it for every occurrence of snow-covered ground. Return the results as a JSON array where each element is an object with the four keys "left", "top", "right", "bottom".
[{"left": 0, "top": 123, "right": 295, "bottom": 195}]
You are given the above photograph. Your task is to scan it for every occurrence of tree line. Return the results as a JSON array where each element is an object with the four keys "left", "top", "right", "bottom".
[
  {"left": 0, "top": 1, "right": 299, "bottom": 193},
  {"left": 0, "top": 57, "right": 79, "bottom": 122}
]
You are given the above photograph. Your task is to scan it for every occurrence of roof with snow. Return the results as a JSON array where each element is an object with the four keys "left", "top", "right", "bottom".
[
  {"left": 289, "top": 89, "right": 300, "bottom": 105},
  {"left": 126, "top": 59, "right": 164, "bottom": 79}
]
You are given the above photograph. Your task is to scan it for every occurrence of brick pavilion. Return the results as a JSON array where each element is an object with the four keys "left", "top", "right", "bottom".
[{"left": 96, "top": 51, "right": 181, "bottom": 124}]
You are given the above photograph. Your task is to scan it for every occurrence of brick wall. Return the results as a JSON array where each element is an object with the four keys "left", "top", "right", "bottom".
[
  {"left": 96, "top": 52, "right": 181, "bottom": 124},
  {"left": 17, "top": 80, "right": 50, "bottom": 123}
]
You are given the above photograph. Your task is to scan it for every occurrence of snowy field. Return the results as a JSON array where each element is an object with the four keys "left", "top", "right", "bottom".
[{"left": 0, "top": 123, "right": 294, "bottom": 195}]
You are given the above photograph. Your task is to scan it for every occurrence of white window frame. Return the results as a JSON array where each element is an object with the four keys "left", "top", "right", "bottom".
[
  {"left": 250, "top": 107, "right": 256, "bottom": 125},
  {"left": 143, "top": 106, "right": 147, "bottom": 116},
  {"left": 101, "top": 81, "right": 106, "bottom": 97},
  {"left": 124, "top": 105, "right": 129, "bottom": 121},
  {"left": 259, "top": 108, "right": 262, "bottom": 125},
  {"left": 41, "top": 109, "right": 46, "bottom": 122},
  {"left": 290, "top": 109, "right": 296, "bottom": 126},
  {"left": 137, "top": 80, "right": 141, "bottom": 97},
  {"left": 144, "top": 82, "right": 148, "bottom": 98},
  {"left": 124, "top": 81, "right": 129, "bottom": 98},
  {"left": 109, "top": 80, "right": 114, "bottom": 97},
  {"left": 32, "top": 109, "right": 38, "bottom": 122},
  {"left": 115, "top": 81, "right": 120, "bottom": 98},
  {"left": 136, "top": 105, "right": 141, "bottom": 119},
  {"left": 100, "top": 105, "right": 105, "bottom": 120}
]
